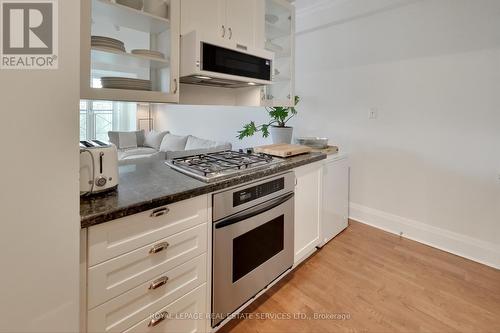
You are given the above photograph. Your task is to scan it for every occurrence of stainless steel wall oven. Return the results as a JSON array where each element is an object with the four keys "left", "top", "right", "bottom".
[{"left": 212, "top": 172, "right": 295, "bottom": 327}]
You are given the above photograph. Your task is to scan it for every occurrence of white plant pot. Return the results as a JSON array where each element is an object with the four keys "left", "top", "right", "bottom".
[{"left": 270, "top": 126, "right": 293, "bottom": 144}]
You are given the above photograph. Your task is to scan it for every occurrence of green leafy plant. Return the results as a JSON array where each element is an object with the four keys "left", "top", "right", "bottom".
[{"left": 237, "top": 96, "right": 300, "bottom": 139}]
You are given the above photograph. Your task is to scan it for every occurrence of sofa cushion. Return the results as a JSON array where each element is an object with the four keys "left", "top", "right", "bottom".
[
  {"left": 144, "top": 130, "right": 169, "bottom": 150},
  {"left": 184, "top": 135, "right": 217, "bottom": 150},
  {"left": 118, "top": 147, "right": 159, "bottom": 160},
  {"left": 165, "top": 144, "right": 232, "bottom": 160},
  {"left": 108, "top": 130, "right": 145, "bottom": 148},
  {"left": 160, "top": 134, "right": 189, "bottom": 152}
]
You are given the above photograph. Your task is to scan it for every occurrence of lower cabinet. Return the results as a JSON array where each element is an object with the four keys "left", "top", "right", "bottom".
[
  {"left": 88, "top": 254, "right": 207, "bottom": 333},
  {"left": 293, "top": 162, "right": 322, "bottom": 265},
  {"left": 293, "top": 155, "right": 350, "bottom": 265},
  {"left": 83, "top": 195, "right": 210, "bottom": 333},
  {"left": 122, "top": 284, "right": 207, "bottom": 333},
  {"left": 320, "top": 155, "right": 349, "bottom": 245}
]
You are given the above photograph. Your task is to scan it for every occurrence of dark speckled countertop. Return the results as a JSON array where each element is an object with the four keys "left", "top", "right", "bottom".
[{"left": 80, "top": 152, "right": 326, "bottom": 228}]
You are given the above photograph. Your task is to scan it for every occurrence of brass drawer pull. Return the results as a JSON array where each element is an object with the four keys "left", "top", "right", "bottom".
[
  {"left": 148, "top": 311, "right": 168, "bottom": 327},
  {"left": 149, "top": 276, "right": 169, "bottom": 290},
  {"left": 149, "top": 242, "right": 169, "bottom": 254},
  {"left": 150, "top": 207, "right": 169, "bottom": 218}
]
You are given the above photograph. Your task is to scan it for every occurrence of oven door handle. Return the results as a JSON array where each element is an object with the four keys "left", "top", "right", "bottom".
[{"left": 215, "top": 192, "right": 294, "bottom": 229}]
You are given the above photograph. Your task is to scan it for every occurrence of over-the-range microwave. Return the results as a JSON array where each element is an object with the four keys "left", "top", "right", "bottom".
[{"left": 180, "top": 31, "right": 274, "bottom": 88}]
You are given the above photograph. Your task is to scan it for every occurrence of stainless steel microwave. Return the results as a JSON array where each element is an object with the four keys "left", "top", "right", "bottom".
[{"left": 180, "top": 31, "right": 274, "bottom": 88}]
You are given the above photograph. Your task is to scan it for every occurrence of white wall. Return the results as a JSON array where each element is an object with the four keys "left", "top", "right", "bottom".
[
  {"left": 294, "top": 0, "right": 500, "bottom": 266},
  {"left": 0, "top": 1, "right": 81, "bottom": 332}
]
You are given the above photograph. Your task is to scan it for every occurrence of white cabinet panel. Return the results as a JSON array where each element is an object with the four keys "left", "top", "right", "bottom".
[
  {"left": 88, "top": 195, "right": 208, "bottom": 266},
  {"left": 88, "top": 254, "right": 207, "bottom": 332},
  {"left": 180, "top": 0, "right": 264, "bottom": 49},
  {"left": 294, "top": 162, "right": 322, "bottom": 264},
  {"left": 88, "top": 224, "right": 207, "bottom": 308},
  {"left": 225, "top": 0, "right": 264, "bottom": 48},
  {"left": 123, "top": 284, "right": 207, "bottom": 333},
  {"left": 321, "top": 156, "right": 349, "bottom": 245},
  {"left": 181, "top": 0, "right": 225, "bottom": 41}
]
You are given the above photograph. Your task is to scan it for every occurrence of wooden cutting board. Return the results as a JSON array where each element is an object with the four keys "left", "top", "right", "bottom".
[{"left": 254, "top": 144, "right": 312, "bottom": 157}]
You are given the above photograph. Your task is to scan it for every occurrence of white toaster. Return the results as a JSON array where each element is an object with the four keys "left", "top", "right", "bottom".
[{"left": 79, "top": 140, "right": 119, "bottom": 196}]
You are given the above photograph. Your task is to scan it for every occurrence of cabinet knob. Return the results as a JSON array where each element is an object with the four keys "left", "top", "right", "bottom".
[
  {"left": 150, "top": 207, "right": 169, "bottom": 218},
  {"left": 149, "top": 242, "right": 169, "bottom": 254},
  {"left": 148, "top": 312, "right": 168, "bottom": 327},
  {"left": 173, "top": 79, "right": 178, "bottom": 94},
  {"left": 221, "top": 25, "right": 226, "bottom": 38},
  {"left": 149, "top": 276, "right": 169, "bottom": 290},
  {"left": 228, "top": 27, "right": 233, "bottom": 39}
]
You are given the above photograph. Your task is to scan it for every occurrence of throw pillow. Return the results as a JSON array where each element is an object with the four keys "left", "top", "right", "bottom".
[
  {"left": 118, "top": 132, "right": 138, "bottom": 149},
  {"left": 108, "top": 130, "right": 145, "bottom": 148},
  {"left": 185, "top": 135, "right": 217, "bottom": 150},
  {"left": 144, "top": 130, "right": 169, "bottom": 150},
  {"left": 160, "top": 134, "right": 189, "bottom": 152}
]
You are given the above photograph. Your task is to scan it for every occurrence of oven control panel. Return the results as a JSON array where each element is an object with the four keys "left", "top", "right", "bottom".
[{"left": 233, "top": 178, "right": 285, "bottom": 207}]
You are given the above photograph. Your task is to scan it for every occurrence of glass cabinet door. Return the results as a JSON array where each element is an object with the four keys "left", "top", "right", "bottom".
[
  {"left": 81, "top": 0, "right": 179, "bottom": 103},
  {"left": 262, "top": 0, "right": 295, "bottom": 107}
]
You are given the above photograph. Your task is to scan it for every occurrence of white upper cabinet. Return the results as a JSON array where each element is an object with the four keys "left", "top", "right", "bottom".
[
  {"left": 181, "top": 0, "right": 265, "bottom": 49},
  {"left": 225, "top": 0, "right": 265, "bottom": 49},
  {"left": 81, "top": 0, "right": 180, "bottom": 103},
  {"left": 180, "top": 0, "right": 226, "bottom": 42},
  {"left": 262, "top": 0, "right": 296, "bottom": 107}
]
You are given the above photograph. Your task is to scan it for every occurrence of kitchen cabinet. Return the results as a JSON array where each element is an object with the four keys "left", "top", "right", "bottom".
[
  {"left": 181, "top": 0, "right": 265, "bottom": 49},
  {"left": 80, "top": 0, "right": 180, "bottom": 103},
  {"left": 82, "top": 195, "right": 210, "bottom": 333},
  {"left": 319, "top": 154, "right": 349, "bottom": 246},
  {"left": 180, "top": 0, "right": 225, "bottom": 42},
  {"left": 294, "top": 162, "right": 322, "bottom": 265},
  {"left": 261, "top": 0, "right": 295, "bottom": 107}
]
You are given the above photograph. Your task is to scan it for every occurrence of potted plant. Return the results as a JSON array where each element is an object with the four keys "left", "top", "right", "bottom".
[{"left": 237, "top": 96, "right": 300, "bottom": 144}]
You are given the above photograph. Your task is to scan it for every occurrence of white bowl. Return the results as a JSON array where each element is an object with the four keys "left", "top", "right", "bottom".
[{"left": 143, "top": 0, "right": 168, "bottom": 18}]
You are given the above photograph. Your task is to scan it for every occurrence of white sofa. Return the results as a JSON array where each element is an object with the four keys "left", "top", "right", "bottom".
[{"left": 108, "top": 130, "right": 232, "bottom": 162}]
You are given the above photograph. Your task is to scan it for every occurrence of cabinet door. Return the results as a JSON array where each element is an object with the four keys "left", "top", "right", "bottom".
[
  {"left": 181, "top": 0, "right": 226, "bottom": 41},
  {"left": 262, "top": 0, "right": 295, "bottom": 107},
  {"left": 321, "top": 157, "right": 349, "bottom": 244},
  {"left": 80, "top": 0, "right": 180, "bottom": 103},
  {"left": 226, "top": 0, "right": 264, "bottom": 48},
  {"left": 294, "top": 163, "right": 322, "bottom": 265}
]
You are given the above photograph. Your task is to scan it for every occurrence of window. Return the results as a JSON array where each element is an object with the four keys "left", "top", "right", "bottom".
[{"left": 80, "top": 100, "right": 137, "bottom": 141}]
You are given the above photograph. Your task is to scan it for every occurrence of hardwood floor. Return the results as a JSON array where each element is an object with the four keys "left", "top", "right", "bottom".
[{"left": 219, "top": 220, "right": 500, "bottom": 333}]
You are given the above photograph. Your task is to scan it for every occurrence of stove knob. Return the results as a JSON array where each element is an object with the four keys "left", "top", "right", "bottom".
[
  {"left": 239, "top": 149, "right": 244, "bottom": 153},
  {"left": 246, "top": 148, "right": 254, "bottom": 154}
]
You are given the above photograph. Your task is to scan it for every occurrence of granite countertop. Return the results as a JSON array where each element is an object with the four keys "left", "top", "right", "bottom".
[{"left": 80, "top": 152, "right": 326, "bottom": 228}]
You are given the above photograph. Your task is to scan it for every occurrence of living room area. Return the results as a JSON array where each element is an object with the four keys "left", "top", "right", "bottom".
[{"left": 80, "top": 101, "right": 232, "bottom": 162}]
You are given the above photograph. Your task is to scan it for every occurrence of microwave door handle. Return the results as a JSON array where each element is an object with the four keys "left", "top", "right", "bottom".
[{"left": 215, "top": 192, "right": 294, "bottom": 229}]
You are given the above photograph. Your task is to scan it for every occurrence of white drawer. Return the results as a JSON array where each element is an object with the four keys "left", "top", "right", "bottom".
[
  {"left": 88, "top": 224, "right": 207, "bottom": 309},
  {"left": 123, "top": 284, "right": 207, "bottom": 333},
  {"left": 88, "top": 254, "right": 207, "bottom": 333},
  {"left": 88, "top": 195, "right": 208, "bottom": 266}
]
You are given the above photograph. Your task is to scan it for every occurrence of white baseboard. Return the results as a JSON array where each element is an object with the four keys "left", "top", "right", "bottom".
[{"left": 349, "top": 203, "right": 500, "bottom": 269}]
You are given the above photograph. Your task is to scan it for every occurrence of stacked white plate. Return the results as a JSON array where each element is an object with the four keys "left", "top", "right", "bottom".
[
  {"left": 131, "top": 49, "right": 165, "bottom": 59},
  {"left": 101, "top": 77, "right": 152, "bottom": 91},
  {"left": 91, "top": 36, "right": 125, "bottom": 52},
  {"left": 116, "top": 0, "right": 143, "bottom": 11}
]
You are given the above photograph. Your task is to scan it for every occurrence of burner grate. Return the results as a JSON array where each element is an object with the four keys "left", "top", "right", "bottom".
[{"left": 171, "top": 151, "right": 274, "bottom": 177}]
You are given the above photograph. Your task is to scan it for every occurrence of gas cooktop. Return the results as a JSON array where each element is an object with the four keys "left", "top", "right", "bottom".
[{"left": 165, "top": 150, "right": 282, "bottom": 182}]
